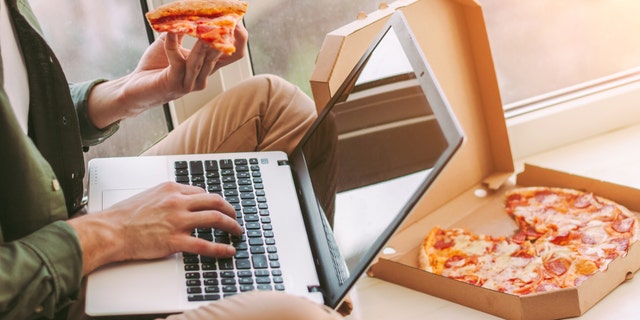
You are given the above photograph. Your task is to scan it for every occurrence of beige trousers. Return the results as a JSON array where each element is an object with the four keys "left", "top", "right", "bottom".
[
  {"left": 144, "top": 74, "right": 343, "bottom": 320},
  {"left": 161, "top": 291, "right": 342, "bottom": 320},
  {"left": 143, "top": 74, "right": 316, "bottom": 156}
]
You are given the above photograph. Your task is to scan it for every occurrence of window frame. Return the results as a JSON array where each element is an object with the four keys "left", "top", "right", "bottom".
[{"left": 506, "top": 70, "right": 640, "bottom": 159}]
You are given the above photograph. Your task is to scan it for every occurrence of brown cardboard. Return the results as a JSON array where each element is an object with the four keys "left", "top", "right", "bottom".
[
  {"left": 368, "top": 165, "right": 640, "bottom": 320},
  {"left": 310, "top": 0, "right": 640, "bottom": 319}
]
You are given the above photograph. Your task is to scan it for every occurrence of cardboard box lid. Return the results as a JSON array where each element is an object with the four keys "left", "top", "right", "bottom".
[{"left": 310, "top": 0, "right": 513, "bottom": 232}]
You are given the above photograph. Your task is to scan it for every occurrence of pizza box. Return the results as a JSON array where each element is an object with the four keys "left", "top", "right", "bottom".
[{"left": 309, "top": 0, "right": 640, "bottom": 319}]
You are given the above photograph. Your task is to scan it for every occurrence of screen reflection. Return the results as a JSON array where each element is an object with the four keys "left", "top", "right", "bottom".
[{"left": 301, "top": 26, "right": 449, "bottom": 275}]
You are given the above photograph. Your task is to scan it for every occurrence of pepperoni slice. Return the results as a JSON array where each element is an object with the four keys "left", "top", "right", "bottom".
[
  {"left": 444, "top": 255, "right": 466, "bottom": 268},
  {"left": 534, "top": 190, "right": 554, "bottom": 203},
  {"left": 551, "top": 232, "right": 572, "bottom": 245},
  {"left": 544, "top": 258, "right": 569, "bottom": 276},
  {"left": 610, "top": 237, "right": 630, "bottom": 253},
  {"left": 573, "top": 193, "right": 594, "bottom": 208},
  {"left": 612, "top": 217, "right": 635, "bottom": 233},
  {"left": 433, "top": 238, "right": 455, "bottom": 250}
]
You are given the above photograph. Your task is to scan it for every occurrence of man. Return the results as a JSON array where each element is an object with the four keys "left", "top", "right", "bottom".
[{"left": 0, "top": 0, "right": 342, "bottom": 319}]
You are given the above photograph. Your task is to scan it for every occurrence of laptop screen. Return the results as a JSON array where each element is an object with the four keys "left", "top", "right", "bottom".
[{"left": 290, "top": 11, "right": 464, "bottom": 308}]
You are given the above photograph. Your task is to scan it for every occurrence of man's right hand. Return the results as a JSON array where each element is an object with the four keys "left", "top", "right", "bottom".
[{"left": 66, "top": 182, "right": 242, "bottom": 275}]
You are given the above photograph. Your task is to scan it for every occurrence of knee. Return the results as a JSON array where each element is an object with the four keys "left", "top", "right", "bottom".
[{"left": 250, "top": 74, "right": 316, "bottom": 116}]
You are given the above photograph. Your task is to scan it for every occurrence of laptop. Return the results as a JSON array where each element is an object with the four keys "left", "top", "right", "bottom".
[{"left": 85, "top": 11, "right": 464, "bottom": 317}]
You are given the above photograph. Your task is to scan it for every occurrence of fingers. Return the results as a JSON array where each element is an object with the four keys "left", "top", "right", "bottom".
[
  {"left": 164, "top": 33, "right": 186, "bottom": 67},
  {"left": 184, "top": 209, "right": 243, "bottom": 236},
  {"left": 195, "top": 48, "right": 222, "bottom": 85},
  {"left": 169, "top": 183, "right": 242, "bottom": 235},
  {"left": 178, "top": 236, "right": 237, "bottom": 258},
  {"left": 182, "top": 40, "right": 221, "bottom": 90},
  {"left": 187, "top": 192, "right": 236, "bottom": 218}
]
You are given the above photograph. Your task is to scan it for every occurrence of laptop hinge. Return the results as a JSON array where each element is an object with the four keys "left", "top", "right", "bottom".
[{"left": 307, "top": 285, "right": 323, "bottom": 294}]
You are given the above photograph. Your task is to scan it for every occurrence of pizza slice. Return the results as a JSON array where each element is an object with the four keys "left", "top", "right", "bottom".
[
  {"left": 419, "top": 226, "right": 544, "bottom": 293},
  {"left": 145, "top": 0, "right": 248, "bottom": 55}
]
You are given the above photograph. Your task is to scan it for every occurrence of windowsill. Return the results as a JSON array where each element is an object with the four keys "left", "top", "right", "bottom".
[
  {"left": 506, "top": 78, "right": 640, "bottom": 159},
  {"left": 514, "top": 122, "right": 640, "bottom": 189},
  {"left": 345, "top": 122, "right": 640, "bottom": 319}
]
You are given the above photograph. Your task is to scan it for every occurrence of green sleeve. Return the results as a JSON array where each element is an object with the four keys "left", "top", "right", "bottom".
[
  {"left": 69, "top": 80, "right": 120, "bottom": 147},
  {"left": 0, "top": 221, "right": 83, "bottom": 319}
]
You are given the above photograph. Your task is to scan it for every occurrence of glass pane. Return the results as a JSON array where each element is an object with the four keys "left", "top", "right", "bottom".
[
  {"left": 244, "top": 0, "right": 382, "bottom": 97},
  {"left": 481, "top": 0, "right": 640, "bottom": 105},
  {"left": 30, "top": 0, "right": 168, "bottom": 160}
]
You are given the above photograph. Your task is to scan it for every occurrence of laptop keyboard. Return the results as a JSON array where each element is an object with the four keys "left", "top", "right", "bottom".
[{"left": 174, "top": 158, "right": 285, "bottom": 301}]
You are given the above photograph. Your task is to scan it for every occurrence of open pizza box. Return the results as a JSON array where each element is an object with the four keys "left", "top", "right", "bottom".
[{"left": 309, "top": 0, "right": 640, "bottom": 319}]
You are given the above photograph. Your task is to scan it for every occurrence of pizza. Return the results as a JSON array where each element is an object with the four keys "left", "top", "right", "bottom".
[
  {"left": 419, "top": 187, "right": 639, "bottom": 295},
  {"left": 145, "top": 0, "right": 248, "bottom": 55}
]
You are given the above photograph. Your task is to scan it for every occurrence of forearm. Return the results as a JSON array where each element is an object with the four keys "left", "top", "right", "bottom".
[{"left": 85, "top": 72, "right": 182, "bottom": 129}]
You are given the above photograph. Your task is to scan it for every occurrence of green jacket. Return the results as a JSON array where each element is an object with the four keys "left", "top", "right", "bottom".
[{"left": 0, "top": 0, "right": 118, "bottom": 318}]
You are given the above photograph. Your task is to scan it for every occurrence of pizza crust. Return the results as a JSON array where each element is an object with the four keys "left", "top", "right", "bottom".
[{"left": 146, "top": 0, "right": 248, "bottom": 22}]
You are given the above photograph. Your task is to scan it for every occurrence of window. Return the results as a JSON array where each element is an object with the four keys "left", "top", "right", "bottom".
[
  {"left": 243, "top": 0, "right": 384, "bottom": 97},
  {"left": 479, "top": 0, "right": 640, "bottom": 158},
  {"left": 30, "top": 0, "right": 169, "bottom": 161},
  {"left": 481, "top": 0, "right": 640, "bottom": 111}
]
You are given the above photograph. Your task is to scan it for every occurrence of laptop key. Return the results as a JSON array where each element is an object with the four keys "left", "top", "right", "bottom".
[
  {"left": 238, "top": 270, "right": 252, "bottom": 277},
  {"left": 203, "top": 294, "right": 220, "bottom": 301},
  {"left": 220, "top": 159, "right": 234, "bottom": 169},
  {"left": 186, "top": 280, "right": 201, "bottom": 286},
  {"left": 240, "top": 285, "right": 255, "bottom": 292},
  {"left": 218, "top": 259, "right": 234, "bottom": 270},
  {"left": 222, "top": 285, "right": 237, "bottom": 293},
  {"left": 235, "top": 258, "right": 251, "bottom": 269},
  {"left": 255, "top": 276, "right": 271, "bottom": 284},
  {"left": 251, "top": 255, "right": 268, "bottom": 269},
  {"left": 204, "top": 160, "right": 218, "bottom": 172},
  {"left": 189, "top": 161, "right": 204, "bottom": 175},
  {"left": 187, "top": 287, "right": 202, "bottom": 294},
  {"left": 187, "top": 295, "right": 205, "bottom": 302},
  {"left": 205, "top": 286, "right": 220, "bottom": 293},
  {"left": 204, "top": 279, "right": 218, "bottom": 286}
]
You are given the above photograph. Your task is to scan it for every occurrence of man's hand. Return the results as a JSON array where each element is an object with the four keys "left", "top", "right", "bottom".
[
  {"left": 67, "top": 182, "right": 243, "bottom": 275},
  {"left": 85, "top": 23, "right": 249, "bottom": 129}
]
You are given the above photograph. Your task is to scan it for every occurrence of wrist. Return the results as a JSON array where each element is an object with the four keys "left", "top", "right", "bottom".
[
  {"left": 86, "top": 76, "right": 131, "bottom": 129},
  {"left": 66, "top": 213, "right": 125, "bottom": 275}
]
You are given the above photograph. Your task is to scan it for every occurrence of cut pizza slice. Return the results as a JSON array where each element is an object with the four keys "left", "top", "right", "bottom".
[
  {"left": 146, "top": 0, "right": 248, "bottom": 55},
  {"left": 419, "top": 227, "right": 491, "bottom": 284},
  {"left": 420, "top": 226, "right": 544, "bottom": 293}
]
